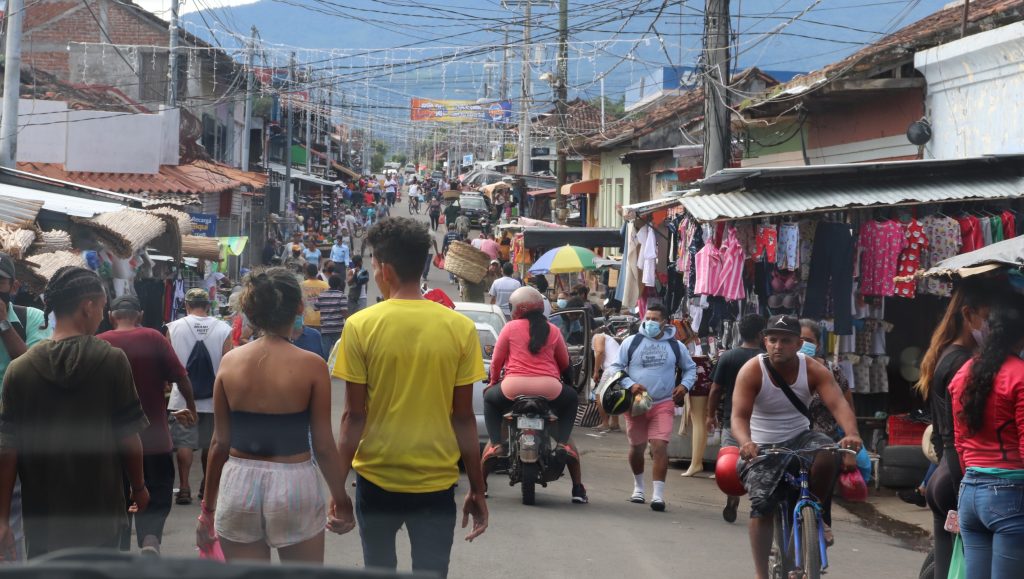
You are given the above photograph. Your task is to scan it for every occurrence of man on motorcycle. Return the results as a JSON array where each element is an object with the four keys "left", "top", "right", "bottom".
[
  {"left": 729, "top": 315, "right": 862, "bottom": 579},
  {"left": 481, "top": 287, "right": 588, "bottom": 504}
]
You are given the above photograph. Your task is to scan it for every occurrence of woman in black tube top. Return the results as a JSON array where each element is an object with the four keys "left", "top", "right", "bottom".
[{"left": 198, "top": 267, "right": 354, "bottom": 563}]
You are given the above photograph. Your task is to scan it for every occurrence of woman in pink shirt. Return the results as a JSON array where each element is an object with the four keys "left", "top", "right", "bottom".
[{"left": 481, "top": 286, "right": 588, "bottom": 503}]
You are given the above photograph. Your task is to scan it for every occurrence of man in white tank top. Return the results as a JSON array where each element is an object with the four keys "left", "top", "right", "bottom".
[{"left": 729, "top": 315, "right": 862, "bottom": 579}]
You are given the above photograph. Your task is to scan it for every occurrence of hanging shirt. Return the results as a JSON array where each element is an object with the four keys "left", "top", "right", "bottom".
[
  {"left": 1002, "top": 210, "right": 1017, "bottom": 240},
  {"left": 636, "top": 225, "right": 659, "bottom": 288},
  {"left": 894, "top": 219, "right": 928, "bottom": 299},
  {"left": 858, "top": 219, "right": 904, "bottom": 297},
  {"left": 979, "top": 217, "right": 993, "bottom": 246},
  {"left": 991, "top": 215, "right": 1004, "bottom": 243},
  {"left": 918, "top": 215, "right": 961, "bottom": 298},
  {"left": 956, "top": 216, "right": 983, "bottom": 254},
  {"left": 755, "top": 224, "right": 778, "bottom": 263},
  {"left": 776, "top": 222, "right": 800, "bottom": 271},
  {"left": 693, "top": 243, "right": 722, "bottom": 296},
  {"left": 716, "top": 227, "right": 746, "bottom": 301}
]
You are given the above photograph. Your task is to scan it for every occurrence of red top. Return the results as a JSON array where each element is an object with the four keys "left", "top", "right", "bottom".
[
  {"left": 950, "top": 357, "right": 1024, "bottom": 471},
  {"left": 98, "top": 327, "right": 187, "bottom": 455},
  {"left": 489, "top": 319, "right": 570, "bottom": 386}
]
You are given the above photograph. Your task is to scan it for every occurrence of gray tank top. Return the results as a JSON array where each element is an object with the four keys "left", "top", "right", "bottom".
[{"left": 749, "top": 353, "right": 812, "bottom": 445}]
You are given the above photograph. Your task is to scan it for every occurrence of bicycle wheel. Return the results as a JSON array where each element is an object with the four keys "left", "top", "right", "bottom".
[
  {"left": 769, "top": 507, "right": 790, "bottom": 579},
  {"left": 799, "top": 505, "right": 821, "bottom": 579}
]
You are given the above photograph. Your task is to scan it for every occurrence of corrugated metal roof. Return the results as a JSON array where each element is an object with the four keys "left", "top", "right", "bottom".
[
  {"left": 0, "top": 184, "right": 129, "bottom": 217},
  {"left": 267, "top": 163, "right": 336, "bottom": 187},
  {"left": 682, "top": 175, "right": 1024, "bottom": 222},
  {"left": 0, "top": 194, "right": 43, "bottom": 226},
  {"left": 622, "top": 194, "right": 687, "bottom": 215}
]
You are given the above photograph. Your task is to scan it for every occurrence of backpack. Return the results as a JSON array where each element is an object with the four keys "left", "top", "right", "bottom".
[
  {"left": 625, "top": 334, "right": 684, "bottom": 384},
  {"left": 184, "top": 323, "right": 217, "bottom": 400}
]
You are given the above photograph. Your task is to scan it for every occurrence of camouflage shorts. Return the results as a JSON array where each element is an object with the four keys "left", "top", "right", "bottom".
[{"left": 738, "top": 430, "right": 835, "bottom": 518}]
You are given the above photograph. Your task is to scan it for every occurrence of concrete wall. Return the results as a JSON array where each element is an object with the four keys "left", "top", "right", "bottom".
[
  {"left": 65, "top": 110, "right": 163, "bottom": 172},
  {"left": 16, "top": 99, "right": 68, "bottom": 164},
  {"left": 916, "top": 20, "right": 1024, "bottom": 159}
]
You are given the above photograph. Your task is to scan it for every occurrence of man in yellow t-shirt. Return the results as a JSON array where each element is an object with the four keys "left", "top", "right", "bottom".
[
  {"left": 301, "top": 263, "right": 329, "bottom": 332},
  {"left": 332, "top": 217, "right": 488, "bottom": 578}
]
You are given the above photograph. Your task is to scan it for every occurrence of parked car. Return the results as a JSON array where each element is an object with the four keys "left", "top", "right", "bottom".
[{"left": 454, "top": 302, "right": 506, "bottom": 336}]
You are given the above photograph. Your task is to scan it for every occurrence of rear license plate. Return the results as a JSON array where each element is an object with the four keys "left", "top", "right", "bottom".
[{"left": 517, "top": 417, "right": 544, "bottom": 430}]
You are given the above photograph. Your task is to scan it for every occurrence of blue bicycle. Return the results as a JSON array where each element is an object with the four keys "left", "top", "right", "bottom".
[{"left": 758, "top": 445, "right": 855, "bottom": 579}]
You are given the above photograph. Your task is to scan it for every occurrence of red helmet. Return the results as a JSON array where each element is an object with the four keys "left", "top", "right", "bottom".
[
  {"left": 715, "top": 446, "right": 747, "bottom": 497},
  {"left": 508, "top": 286, "right": 545, "bottom": 320}
]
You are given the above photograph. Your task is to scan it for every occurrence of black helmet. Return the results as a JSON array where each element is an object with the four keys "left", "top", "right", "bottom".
[{"left": 596, "top": 370, "right": 632, "bottom": 416}]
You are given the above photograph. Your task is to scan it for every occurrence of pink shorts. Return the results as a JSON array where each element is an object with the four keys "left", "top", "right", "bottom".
[{"left": 625, "top": 399, "right": 676, "bottom": 446}]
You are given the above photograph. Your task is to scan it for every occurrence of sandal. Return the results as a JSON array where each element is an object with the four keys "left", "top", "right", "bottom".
[
  {"left": 823, "top": 524, "right": 835, "bottom": 547},
  {"left": 175, "top": 489, "right": 192, "bottom": 505}
]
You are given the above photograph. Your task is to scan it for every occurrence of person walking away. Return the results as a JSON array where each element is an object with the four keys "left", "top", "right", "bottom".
[
  {"left": 609, "top": 303, "right": 697, "bottom": 511},
  {"left": 949, "top": 293, "right": 1024, "bottom": 579},
  {"left": 443, "top": 200, "right": 461, "bottom": 229},
  {"left": 442, "top": 224, "right": 464, "bottom": 286},
  {"left": 460, "top": 261, "right": 500, "bottom": 304},
  {"left": 198, "top": 268, "right": 354, "bottom": 563},
  {"left": 914, "top": 278, "right": 993, "bottom": 578},
  {"left": 0, "top": 253, "right": 51, "bottom": 561},
  {"left": 332, "top": 217, "right": 488, "bottom": 578},
  {"left": 347, "top": 256, "right": 369, "bottom": 315},
  {"left": 488, "top": 263, "right": 521, "bottom": 318},
  {"left": 314, "top": 275, "right": 348, "bottom": 358},
  {"left": 706, "top": 314, "right": 765, "bottom": 523},
  {"left": 166, "top": 288, "right": 233, "bottom": 506},
  {"left": 729, "top": 315, "right": 861, "bottom": 579},
  {"left": 482, "top": 286, "right": 588, "bottom": 503},
  {"left": 301, "top": 264, "right": 329, "bottom": 336},
  {"left": 0, "top": 267, "right": 150, "bottom": 558},
  {"left": 428, "top": 197, "right": 442, "bottom": 231},
  {"left": 455, "top": 214, "right": 471, "bottom": 240},
  {"left": 330, "top": 235, "right": 351, "bottom": 269},
  {"left": 98, "top": 295, "right": 196, "bottom": 555}
]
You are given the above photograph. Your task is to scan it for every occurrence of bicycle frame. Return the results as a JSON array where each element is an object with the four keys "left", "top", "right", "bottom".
[{"left": 779, "top": 465, "right": 828, "bottom": 572}]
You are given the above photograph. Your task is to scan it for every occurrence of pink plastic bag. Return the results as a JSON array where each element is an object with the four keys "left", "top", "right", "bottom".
[
  {"left": 199, "top": 539, "right": 225, "bottom": 562},
  {"left": 838, "top": 469, "right": 868, "bottom": 502}
]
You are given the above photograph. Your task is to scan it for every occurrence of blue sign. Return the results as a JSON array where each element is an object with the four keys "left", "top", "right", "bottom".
[{"left": 188, "top": 213, "right": 218, "bottom": 238}]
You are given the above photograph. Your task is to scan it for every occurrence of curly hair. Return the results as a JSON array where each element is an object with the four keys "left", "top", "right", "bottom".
[
  {"left": 240, "top": 267, "right": 303, "bottom": 333},
  {"left": 366, "top": 217, "right": 430, "bottom": 283},
  {"left": 42, "top": 266, "right": 105, "bottom": 327},
  {"left": 958, "top": 294, "right": 1024, "bottom": 435}
]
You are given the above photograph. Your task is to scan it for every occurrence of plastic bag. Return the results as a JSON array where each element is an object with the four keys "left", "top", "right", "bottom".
[
  {"left": 838, "top": 469, "right": 868, "bottom": 502},
  {"left": 948, "top": 533, "right": 966, "bottom": 579},
  {"left": 198, "top": 539, "right": 225, "bottom": 562}
]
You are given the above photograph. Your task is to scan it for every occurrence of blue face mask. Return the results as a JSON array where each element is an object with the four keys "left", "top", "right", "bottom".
[
  {"left": 556, "top": 299, "right": 568, "bottom": 309},
  {"left": 293, "top": 315, "right": 304, "bottom": 333},
  {"left": 641, "top": 320, "right": 662, "bottom": 339},
  {"left": 799, "top": 341, "right": 817, "bottom": 357}
]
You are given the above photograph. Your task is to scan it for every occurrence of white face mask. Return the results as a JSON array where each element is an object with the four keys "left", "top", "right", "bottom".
[{"left": 971, "top": 320, "right": 990, "bottom": 347}]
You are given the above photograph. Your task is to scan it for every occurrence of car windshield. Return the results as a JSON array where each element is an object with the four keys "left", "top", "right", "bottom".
[
  {"left": 460, "top": 197, "right": 487, "bottom": 210},
  {"left": 477, "top": 329, "right": 497, "bottom": 360},
  {"left": 459, "top": 310, "right": 505, "bottom": 333}
]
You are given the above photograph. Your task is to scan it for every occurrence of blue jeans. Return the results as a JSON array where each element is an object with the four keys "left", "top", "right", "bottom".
[
  {"left": 320, "top": 333, "right": 340, "bottom": 360},
  {"left": 355, "top": 475, "right": 457, "bottom": 578},
  {"left": 958, "top": 471, "right": 1024, "bottom": 579}
]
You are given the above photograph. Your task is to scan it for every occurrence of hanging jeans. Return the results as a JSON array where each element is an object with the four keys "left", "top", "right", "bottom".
[
  {"left": 958, "top": 471, "right": 1024, "bottom": 579},
  {"left": 802, "top": 222, "right": 855, "bottom": 334}
]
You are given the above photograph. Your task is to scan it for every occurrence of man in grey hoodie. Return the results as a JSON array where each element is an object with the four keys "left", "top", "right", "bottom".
[{"left": 610, "top": 303, "right": 697, "bottom": 512}]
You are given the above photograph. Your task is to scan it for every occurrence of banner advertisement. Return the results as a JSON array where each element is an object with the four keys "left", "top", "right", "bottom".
[
  {"left": 410, "top": 98, "right": 512, "bottom": 123},
  {"left": 188, "top": 213, "right": 219, "bottom": 237}
]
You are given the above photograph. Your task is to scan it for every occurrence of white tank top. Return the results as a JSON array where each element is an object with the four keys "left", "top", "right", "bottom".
[
  {"left": 600, "top": 334, "right": 621, "bottom": 373},
  {"left": 749, "top": 353, "right": 812, "bottom": 445}
]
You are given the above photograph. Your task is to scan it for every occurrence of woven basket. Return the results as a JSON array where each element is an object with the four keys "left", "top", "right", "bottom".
[
  {"left": 71, "top": 209, "right": 167, "bottom": 258},
  {"left": 444, "top": 241, "right": 490, "bottom": 283},
  {"left": 0, "top": 224, "right": 36, "bottom": 259},
  {"left": 182, "top": 235, "right": 221, "bottom": 261},
  {"left": 30, "top": 229, "right": 73, "bottom": 254}
]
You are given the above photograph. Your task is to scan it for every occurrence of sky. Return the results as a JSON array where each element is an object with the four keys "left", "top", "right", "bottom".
[{"left": 135, "top": 0, "right": 260, "bottom": 16}]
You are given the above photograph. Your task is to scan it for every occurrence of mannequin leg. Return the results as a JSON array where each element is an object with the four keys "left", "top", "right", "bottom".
[{"left": 682, "top": 395, "right": 708, "bottom": 477}]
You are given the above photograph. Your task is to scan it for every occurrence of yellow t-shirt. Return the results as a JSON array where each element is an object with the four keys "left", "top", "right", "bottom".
[
  {"left": 332, "top": 299, "right": 486, "bottom": 493},
  {"left": 302, "top": 279, "right": 329, "bottom": 327}
]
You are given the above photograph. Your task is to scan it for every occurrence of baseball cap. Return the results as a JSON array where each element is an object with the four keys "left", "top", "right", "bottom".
[
  {"left": 185, "top": 288, "right": 211, "bottom": 303},
  {"left": 490, "top": 259, "right": 500, "bottom": 266},
  {"left": 0, "top": 253, "right": 14, "bottom": 280},
  {"left": 110, "top": 295, "right": 142, "bottom": 312},
  {"left": 764, "top": 314, "right": 800, "bottom": 336}
]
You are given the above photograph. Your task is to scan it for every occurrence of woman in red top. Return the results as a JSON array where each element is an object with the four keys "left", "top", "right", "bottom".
[
  {"left": 481, "top": 286, "right": 587, "bottom": 503},
  {"left": 949, "top": 294, "right": 1024, "bottom": 579}
]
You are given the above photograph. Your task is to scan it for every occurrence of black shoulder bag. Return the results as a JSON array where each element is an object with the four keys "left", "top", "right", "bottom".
[{"left": 759, "top": 354, "right": 811, "bottom": 429}]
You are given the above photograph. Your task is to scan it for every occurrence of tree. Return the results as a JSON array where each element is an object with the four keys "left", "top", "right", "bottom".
[
  {"left": 589, "top": 95, "right": 626, "bottom": 120},
  {"left": 391, "top": 154, "right": 408, "bottom": 166}
]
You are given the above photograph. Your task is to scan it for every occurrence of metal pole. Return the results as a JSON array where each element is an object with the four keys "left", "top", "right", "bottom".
[
  {"left": 0, "top": 0, "right": 24, "bottom": 168},
  {"left": 961, "top": 0, "right": 970, "bottom": 38},
  {"left": 167, "top": 0, "right": 180, "bottom": 107},
  {"left": 702, "top": 0, "right": 731, "bottom": 176},
  {"left": 600, "top": 76, "right": 606, "bottom": 133},
  {"left": 517, "top": 0, "right": 532, "bottom": 177},
  {"left": 554, "top": 0, "right": 568, "bottom": 222},
  {"left": 241, "top": 26, "right": 256, "bottom": 172},
  {"left": 305, "top": 67, "right": 312, "bottom": 175},
  {"left": 283, "top": 52, "right": 295, "bottom": 214},
  {"left": 325, "top": 89, "right": 332, "bottom": 176}
]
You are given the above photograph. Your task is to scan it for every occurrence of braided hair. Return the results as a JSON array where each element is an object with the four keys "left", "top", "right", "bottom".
[
  {"left": 958, "top": 294, "right": 1024, "bottom": 435},
  {"left": 41, "top": 266, "right": 105, "bottom": 328}
]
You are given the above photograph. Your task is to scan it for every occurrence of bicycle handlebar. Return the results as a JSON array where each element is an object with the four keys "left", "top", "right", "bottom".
[{"left": 757, "top": 445, "right": 857, "bottom": 459}]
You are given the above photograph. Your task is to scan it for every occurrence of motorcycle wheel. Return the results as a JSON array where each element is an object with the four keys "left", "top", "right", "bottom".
[{"left": 521, "top": 463, "right": 538, "bottom": 505}]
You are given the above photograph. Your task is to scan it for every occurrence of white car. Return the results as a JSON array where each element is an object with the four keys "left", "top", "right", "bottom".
[
  {"left": 454, "top": 302, "right": 506, "bottom": 336},
  {"left": 472, "top": 323, "right": 499, "bottom": 446}
]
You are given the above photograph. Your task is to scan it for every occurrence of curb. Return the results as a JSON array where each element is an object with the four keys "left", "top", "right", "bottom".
[{"left": 835, "top": 497, "right": 931, "bottom": 552}]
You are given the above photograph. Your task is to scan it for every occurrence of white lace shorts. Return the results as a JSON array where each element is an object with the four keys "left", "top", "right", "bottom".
[{"left": 215, "top": 457, "right": 326, "bottom": 548}]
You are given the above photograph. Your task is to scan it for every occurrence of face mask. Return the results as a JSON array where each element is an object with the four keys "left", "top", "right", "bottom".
[
  {"left": 293, "top": 315, "right": 304, "bottom": 333},
  {"left": 641, "top": 320, "right": 662, "bottom": 339},
  {"left": 556, "top": 299, "right": 568, "bottom": 309},
  {"left": 799, "top": 341, "right": 818, "bottom": 357},
  {"left": 971, "top": 320, "right": 990, "bottom": 347}
]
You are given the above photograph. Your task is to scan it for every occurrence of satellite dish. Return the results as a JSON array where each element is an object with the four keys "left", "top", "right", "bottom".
[{"left": 907, "top": 118, "right": 932, "bottom": 146}]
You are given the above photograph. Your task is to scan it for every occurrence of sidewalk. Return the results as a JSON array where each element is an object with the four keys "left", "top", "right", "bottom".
[{"left": 835, "top": 488, "right": 932, "bottom": 552}]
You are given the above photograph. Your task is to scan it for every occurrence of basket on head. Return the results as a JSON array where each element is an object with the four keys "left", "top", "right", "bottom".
[{"left": 443, "top": 241, "right": 490, "bottom": 284}]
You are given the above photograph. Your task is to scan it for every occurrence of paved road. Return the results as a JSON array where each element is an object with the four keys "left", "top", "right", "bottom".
[{"left": 155, "top": 212, "right": 926, "bottom": 578}]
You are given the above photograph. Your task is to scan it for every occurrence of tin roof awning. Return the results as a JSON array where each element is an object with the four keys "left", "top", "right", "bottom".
[
  {"left": 267, "top": 163, "right": 336, "bottom": 187},
  {"left": 559, "top": 179, "right": 600, "bottom": 197},
  {"left": 0, "top": 184, "right": 130, "bottom": 217}
]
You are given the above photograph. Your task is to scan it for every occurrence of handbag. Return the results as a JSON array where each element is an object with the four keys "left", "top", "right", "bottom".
[
  {"left": 575, "top": 400, "right": 601, "bottom": 428},
  {"left": 948, "top": 533, "right": 966, "bottom": 579},
  {"left": 432, "top": 254, "right": 445, "bottom": 270}
]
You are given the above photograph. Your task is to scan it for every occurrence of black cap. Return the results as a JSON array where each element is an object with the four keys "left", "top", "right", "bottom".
[
  {"left": 110, "top": 295, "right": 142, "bottom": 312},
  {"left": 764, "top": 314, "right": 800, "bottom": 336},
  {"left": 0, "top": 253, "right": 14, "bottom": 280}
]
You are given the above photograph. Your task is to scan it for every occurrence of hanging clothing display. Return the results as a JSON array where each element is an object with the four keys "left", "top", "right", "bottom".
[
  {"left": 776, "top": 222, "right": 800, "bottom": 271},
  {"left": 956, "top": 215, "right": 983, "bottom": 254},
  {"left": 692, "top": 243, "right": 722, "bottom": 296},
  {"left": 1002, "top": 210, "right": 1017, "bottom": 240},
  {"left": 990, "top": 215, "right": 1004, "bottom": 243},
  {"left": 755, "top": 224, "right": 778, "bottom": 263},
  {"left": 858, "top": 219, "right": 903, "bottom": 297},
  {"left": 716, "top": 227, "right": 746, "bottom": 301},
  {"left": 918, "top": 214, "right": 961, "bottom": 298},
  {"left": 894, "top": 220, "right": 928, "bottom": 298},
  {"left": 803, "top": 221, "right": 855, "bottom": 335},
  {"left": 635, "top": 225, "right": 659, "bottom": 287}
]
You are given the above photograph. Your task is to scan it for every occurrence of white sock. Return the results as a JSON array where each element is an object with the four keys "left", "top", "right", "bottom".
[
  {"left": 633, "top": 473, "right": 645, "bottom": 494},
  {"left": 652, "top": 480, "right": 666, "bottom": 502}
]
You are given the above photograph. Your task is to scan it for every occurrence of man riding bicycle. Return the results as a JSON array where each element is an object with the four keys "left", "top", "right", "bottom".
[{"left": 729, "top": 315, "right": 861, "bottom": 579}]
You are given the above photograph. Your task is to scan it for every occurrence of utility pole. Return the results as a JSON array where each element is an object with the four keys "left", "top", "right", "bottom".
[
  {"left": 600, "top": 76, "right": 606, "bottom": 133},
  {"left": 241, "top": 26, "right": 256, "bottom": 172},
  {"left": 325, "top": 88, "right": 332, "bottom": 177},
  {"left": 961, "top": 0, "right": 970, "bottom": 38},
  {"left": 0, "top": 0, "right": 24, "bottom": 168},
  {"left": 167, "top": 0, "right": 180, "bottom": 107},
  {"left": 499, "top": 25, "right": 509, "bottom": 162},
  {"left": 283, "top": 52, "right": 295, "bottom": 214},
  {"left": 554, "top": 0, "right": 568, "bottom": 223},
  {"left": 516, "top": 0, "right": 533, "bottom": 177},
  {"left": 702, "top": 0, "right": 731, "bottom": 177},
  {"left": 305, "top": 67, "right": 312, "bottom": 175}
]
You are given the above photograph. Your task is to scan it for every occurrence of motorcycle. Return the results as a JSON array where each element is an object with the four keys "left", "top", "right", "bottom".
[{"left": 501, "top": 395, "right": 576, "bottom": 505}]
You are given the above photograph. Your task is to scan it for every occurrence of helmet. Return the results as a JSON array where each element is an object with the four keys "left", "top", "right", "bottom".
[
  {"left": 715, "top": 446, "right": 747, "bottom": 496},
  {"left": 595, "top": 370, "right": 632, "bottom": 416},
  {"left": 508, "top": 286, "right": 545, "bottom": 320}
]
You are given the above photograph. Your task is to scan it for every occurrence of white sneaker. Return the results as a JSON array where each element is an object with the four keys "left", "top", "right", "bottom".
[{"left": 629, "top": 490, "right": 645, "bottom": 504}]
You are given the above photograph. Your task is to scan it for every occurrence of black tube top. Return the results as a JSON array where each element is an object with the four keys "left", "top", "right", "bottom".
[{"left": 230, "top": 409, "right": 311, "bottom": 457}]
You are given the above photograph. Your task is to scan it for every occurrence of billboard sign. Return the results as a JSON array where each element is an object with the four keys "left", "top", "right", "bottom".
[{"left": 410, "top": 98, "right": 513, "bottom": 123}]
